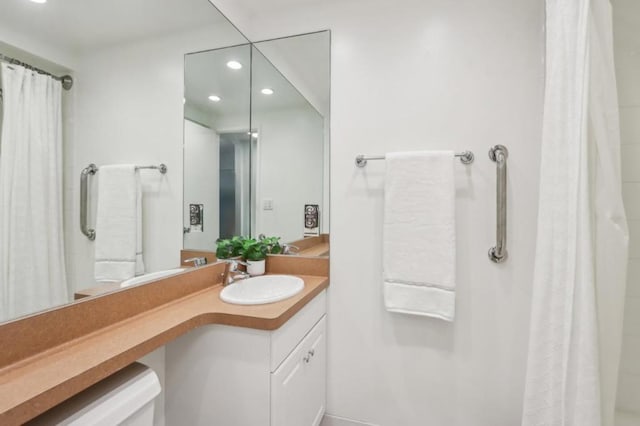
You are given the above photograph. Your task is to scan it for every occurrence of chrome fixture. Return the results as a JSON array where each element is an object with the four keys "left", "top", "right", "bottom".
[
  {"left": 282, "top": 244, "right": 300, "bottom": 255},
  {"left": 355, "top": 150, "right": 475, "bottom": 168},
  {"left": 303, "top": 348, "right": 316, "bottom": 364},
  {"left": 224, "top": 259, "right": 250, "bottom": 285},
  {"left": 0, "top": 52, "right": 73, "bottom": 90},
  {"left": 184, "top": 257, "right": 207, "bottom": 267},
  {"left": 79, "top": 163, "right": 168, "bottom": 240},
  {"left": 488, "top": 145, "right": 509, "bottom": 263}
]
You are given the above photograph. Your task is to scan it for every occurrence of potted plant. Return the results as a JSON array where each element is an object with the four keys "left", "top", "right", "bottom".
[
  {"left": 216, "top": 235, "right": 283, "bottom": 276},
  {"left": 216, "top": 236, "right": 246, "bottom": 260},
  {"left": 241, "top": 238, "right": 268, "bottom": 276}
]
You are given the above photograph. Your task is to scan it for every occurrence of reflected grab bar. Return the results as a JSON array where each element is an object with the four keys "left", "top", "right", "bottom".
[
  {"left": 488, "top": 145, "right": 508, "bottom": 263},
  {"left": 79, "top": 163, "right": 167, "bottom": 241},
  {"left": 80, "top": 164, "right": 98, "bottom": 241}
]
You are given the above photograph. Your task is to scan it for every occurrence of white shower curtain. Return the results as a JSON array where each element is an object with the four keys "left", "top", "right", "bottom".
[
  {"left": 522, "top": 1, "right": 629, "bottom": 426},
  {"left": 0, "top": 63, "right": 68, "bottom": 322}
]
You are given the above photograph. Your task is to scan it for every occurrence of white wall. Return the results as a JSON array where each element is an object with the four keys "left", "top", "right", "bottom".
[
  {"left": 614, "top": 3, "right": 640, "bottom": 416},
  {"left": 183, "top": 119, "right": 220, "bottom": 249},
  {"left": 215, "top": 0, "right": 545, "bottom": 424},
  {"left": 254, "top": 105, "right": 324, "bottom": 242}
]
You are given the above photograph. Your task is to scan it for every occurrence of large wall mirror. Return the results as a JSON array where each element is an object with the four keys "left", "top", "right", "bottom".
[
  {"left": 183, "top": 31, "right": 330, "bottom": 251},
  {"left": 0, "top": 0, "right": 249, "bottom": 323}
]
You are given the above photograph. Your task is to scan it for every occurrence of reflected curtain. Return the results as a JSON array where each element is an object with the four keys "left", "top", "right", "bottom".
[
  {"left": 0, "top": 63, "right": 68, "bottom": 321},
  {"left": 522, "top": 1, "right": 629, "bottom": 425}
]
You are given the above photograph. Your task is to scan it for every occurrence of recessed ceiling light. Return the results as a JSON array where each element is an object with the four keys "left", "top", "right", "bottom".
[
  {"left": 226, "top": 61, "right": 242, "bottom": 70},
  {"left": 208, "top": 95, "right": 221, "bottom": 102},
  {"left": 29, "top": 0, "right": 47, "bottom": 3},
  {"left": 261, "top": 88, "right": 274, "bottom": 95}
]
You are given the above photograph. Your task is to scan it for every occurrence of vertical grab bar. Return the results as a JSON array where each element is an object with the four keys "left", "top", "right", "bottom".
[
  {"left": 80, "top": 163, "right": 98, "bottom": 241},
  {"left": 488, "top": 145, "right": 508, "bottom": 263}
]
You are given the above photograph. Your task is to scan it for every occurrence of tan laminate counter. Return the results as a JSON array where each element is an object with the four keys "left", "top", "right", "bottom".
[{"left": 0, "top": 266, "right": 328, "bottom": 425}]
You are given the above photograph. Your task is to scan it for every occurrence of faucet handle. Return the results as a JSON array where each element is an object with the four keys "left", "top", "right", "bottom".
[
  {"left": 282, "top": 244, "right": 300, "bottom": 255},
  {"left": 223, "top": 259, "right": 248, "bottom": 271},
  {"left": 184, "top": 257, "right": 207, "bottom": 267}
]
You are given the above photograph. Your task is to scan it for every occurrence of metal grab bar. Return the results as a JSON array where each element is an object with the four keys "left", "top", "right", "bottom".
[
  {"left": 79, "top": 163, "right": 167, "bottom": 241},
  {"left": 488, "top": 145, "right": 508, "bottom": 263},
  {"left": 80, "top": 164, "right": 98, "bottom": 241}
]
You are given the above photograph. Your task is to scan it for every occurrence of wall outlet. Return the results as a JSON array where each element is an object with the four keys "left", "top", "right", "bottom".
[{"left": 263, "top": 199, "right": 274, "bottom": 210}]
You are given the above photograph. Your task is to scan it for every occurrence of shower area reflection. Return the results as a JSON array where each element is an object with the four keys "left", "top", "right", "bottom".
[
  {"left": 0, "top": 50, "right": 73, "bottom": 321},
  {"left": 218, "top": 132, "right": 251, "bottom": 239}
]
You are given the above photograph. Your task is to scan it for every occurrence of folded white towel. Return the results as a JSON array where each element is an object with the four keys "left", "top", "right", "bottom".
[
  {"left": 94, "top": 165, "right": 145, "bottom": 283},
  {"left": 383, "top": 151, "right": 456, "bottom": 321}
]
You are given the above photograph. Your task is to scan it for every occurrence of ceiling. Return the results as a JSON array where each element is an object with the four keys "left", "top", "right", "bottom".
[
  {"left": 184, "top": 43, "right": 314, "bottom": 123},
  {"left": 0, "top": 0, "right": 329, "bottom": 121},
  {"left": 0, "top": 0, "right": 241, "bottom": 53}
]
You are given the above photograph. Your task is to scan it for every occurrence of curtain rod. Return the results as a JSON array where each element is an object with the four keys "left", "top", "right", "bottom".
[{"left": 0, "top": 53, "right": 73, "bottom": 90}]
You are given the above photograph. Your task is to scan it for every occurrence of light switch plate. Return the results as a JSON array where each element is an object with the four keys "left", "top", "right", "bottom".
[{"left": 263, "top": 199, "right": 274, "bottom": 210}]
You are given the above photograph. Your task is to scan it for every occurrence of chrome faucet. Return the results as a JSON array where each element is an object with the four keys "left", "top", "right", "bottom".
[
  {"left": 184, "top": 257, "right": 207, "bottom": 267},
  {"left": 224, "top": 259, "right": 250, "bottom": 285},
  {"left": 282, "top": 244, "right": 300, "bottom": 255}
]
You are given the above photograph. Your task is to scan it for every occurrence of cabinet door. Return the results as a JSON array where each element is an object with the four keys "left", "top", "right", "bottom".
[{"left": 271, "top": 316, "right": 326, "bottom": 426}]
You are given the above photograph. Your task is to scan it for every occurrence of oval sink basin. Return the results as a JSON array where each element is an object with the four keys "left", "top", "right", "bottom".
[
  {"left": 120, "top": 268, "right": 188, "bottom": 288},
  {"left": 220, "top": 275, "right": 304, "bottom": 305}
]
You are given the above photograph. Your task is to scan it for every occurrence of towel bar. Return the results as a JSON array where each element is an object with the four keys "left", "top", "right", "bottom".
[
  {"left": 355, "top": 151, "right": 474, "bottom": 167},
  {"left": 79, "top": 163, "right": 167, "bottom": 241}
]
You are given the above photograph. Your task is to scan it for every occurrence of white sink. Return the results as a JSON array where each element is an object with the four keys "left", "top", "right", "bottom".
[
  {"left": 120, "top": 268, "right": 188, "bottom": 288},
  {"left": 220, "top": 275, "right": 304, "bottom": 305}
]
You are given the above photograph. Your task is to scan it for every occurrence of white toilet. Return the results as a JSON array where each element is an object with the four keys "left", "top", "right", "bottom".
[{"left": 29, "top": 362, "right": 161, "bottom": 426}]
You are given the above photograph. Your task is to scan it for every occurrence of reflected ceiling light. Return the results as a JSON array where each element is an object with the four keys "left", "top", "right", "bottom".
[
  {"left": 208, "top": 95, "right": 221, "bottom": 102},
  {"left": 251, "top": 132, "right": 259, "bottom": 138},
  {"left": 226, "top": 61, "right": 243, "bottom": 70},
  {"left": 261, "top": 88, "right": 274, "bottom": 95}
]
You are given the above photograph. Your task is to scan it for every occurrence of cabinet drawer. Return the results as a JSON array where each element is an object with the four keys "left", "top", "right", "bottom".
[
  {"left": 271, "top": 290, "right": 326, "bottom": 372},
  {"left": 271, "top": 316, "right": 326, "bottom": 426}
]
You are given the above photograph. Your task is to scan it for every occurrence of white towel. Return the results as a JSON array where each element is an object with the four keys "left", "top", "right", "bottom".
[
  {"left": 383, "top": 151, "right": 456, "bottom": 321},
  {"left": 94, "top": 165, "right": 145, "bottom": 283}
]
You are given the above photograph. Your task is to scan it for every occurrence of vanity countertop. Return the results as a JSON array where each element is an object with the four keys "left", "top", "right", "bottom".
[{"left": 0, "top": 260, "right": 328, "bottom": 425}]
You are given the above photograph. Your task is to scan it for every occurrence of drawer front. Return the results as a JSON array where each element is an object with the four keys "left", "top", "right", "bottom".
[
  {"left": 271, "top": 290, "right": 326, "bottom": 372},
  {"left": 271, "top": 316, "right": 326, "bottom": 426}
]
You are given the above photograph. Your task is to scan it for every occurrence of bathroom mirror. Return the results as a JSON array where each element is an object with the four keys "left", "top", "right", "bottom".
[
  {"left": 0, "top": 0, "right": 249, "bottom": 323},
  {"left": 182, "top": 30, "right": 330, "bottom": 252}
]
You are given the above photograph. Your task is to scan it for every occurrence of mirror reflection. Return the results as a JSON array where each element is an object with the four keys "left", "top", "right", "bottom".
[
  {"left": 182, "top": 31, "right": 331, "bottom": 252},
  {"left": 0, "top": 0, "right": 249, "bottom": 323}
]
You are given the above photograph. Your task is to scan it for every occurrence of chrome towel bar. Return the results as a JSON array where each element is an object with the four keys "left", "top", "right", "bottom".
[
  {"left": 79, "top": 163, "right": 167, "bottom": 241},
  {"left": 355, "top": 151, "right": 475, "bottom": 167},
  {"left": 488, "top": 145, "right": 508, "bottom": 263}
]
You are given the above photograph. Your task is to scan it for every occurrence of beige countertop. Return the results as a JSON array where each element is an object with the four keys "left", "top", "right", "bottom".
[{"left": 0, "top": 256, "right": 329, "bottom": 425}]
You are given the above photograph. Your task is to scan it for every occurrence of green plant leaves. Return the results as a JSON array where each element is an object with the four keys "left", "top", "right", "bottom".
[{"left": 215, "top": 235, "right": 283, "bottom": 261}]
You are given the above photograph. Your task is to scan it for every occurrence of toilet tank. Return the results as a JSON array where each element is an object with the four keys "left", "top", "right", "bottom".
[{"left": 28, "top": 362, "right": 161, "bottom": 426}]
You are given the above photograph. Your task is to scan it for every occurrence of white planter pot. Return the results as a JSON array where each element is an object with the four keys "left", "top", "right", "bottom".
[{"left": 247, "top": 260, "right": 266, "bottom": 276}]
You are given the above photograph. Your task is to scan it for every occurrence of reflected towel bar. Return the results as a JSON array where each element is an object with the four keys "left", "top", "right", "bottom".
[
  {"left": 80, "top": 163, "right": 167, "bottom": 241},
  {"left": 355, "top": 151, "right": 475, "bottom": 167}
]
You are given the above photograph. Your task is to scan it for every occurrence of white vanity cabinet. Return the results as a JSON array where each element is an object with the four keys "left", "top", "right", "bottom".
[{"left": 165, "top": 290, "right": 327, "bottom": 426}]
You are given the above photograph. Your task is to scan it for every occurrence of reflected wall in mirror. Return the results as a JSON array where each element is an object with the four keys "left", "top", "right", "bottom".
[
  {"left": 183, "top": 44, "right": 252, "bottom": 248},
  {"left": 0, "top": 0, "right": 249, "bottom": 323},
  {"left": 182, "top": 30, "right": 330, "bottom": 252}
]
